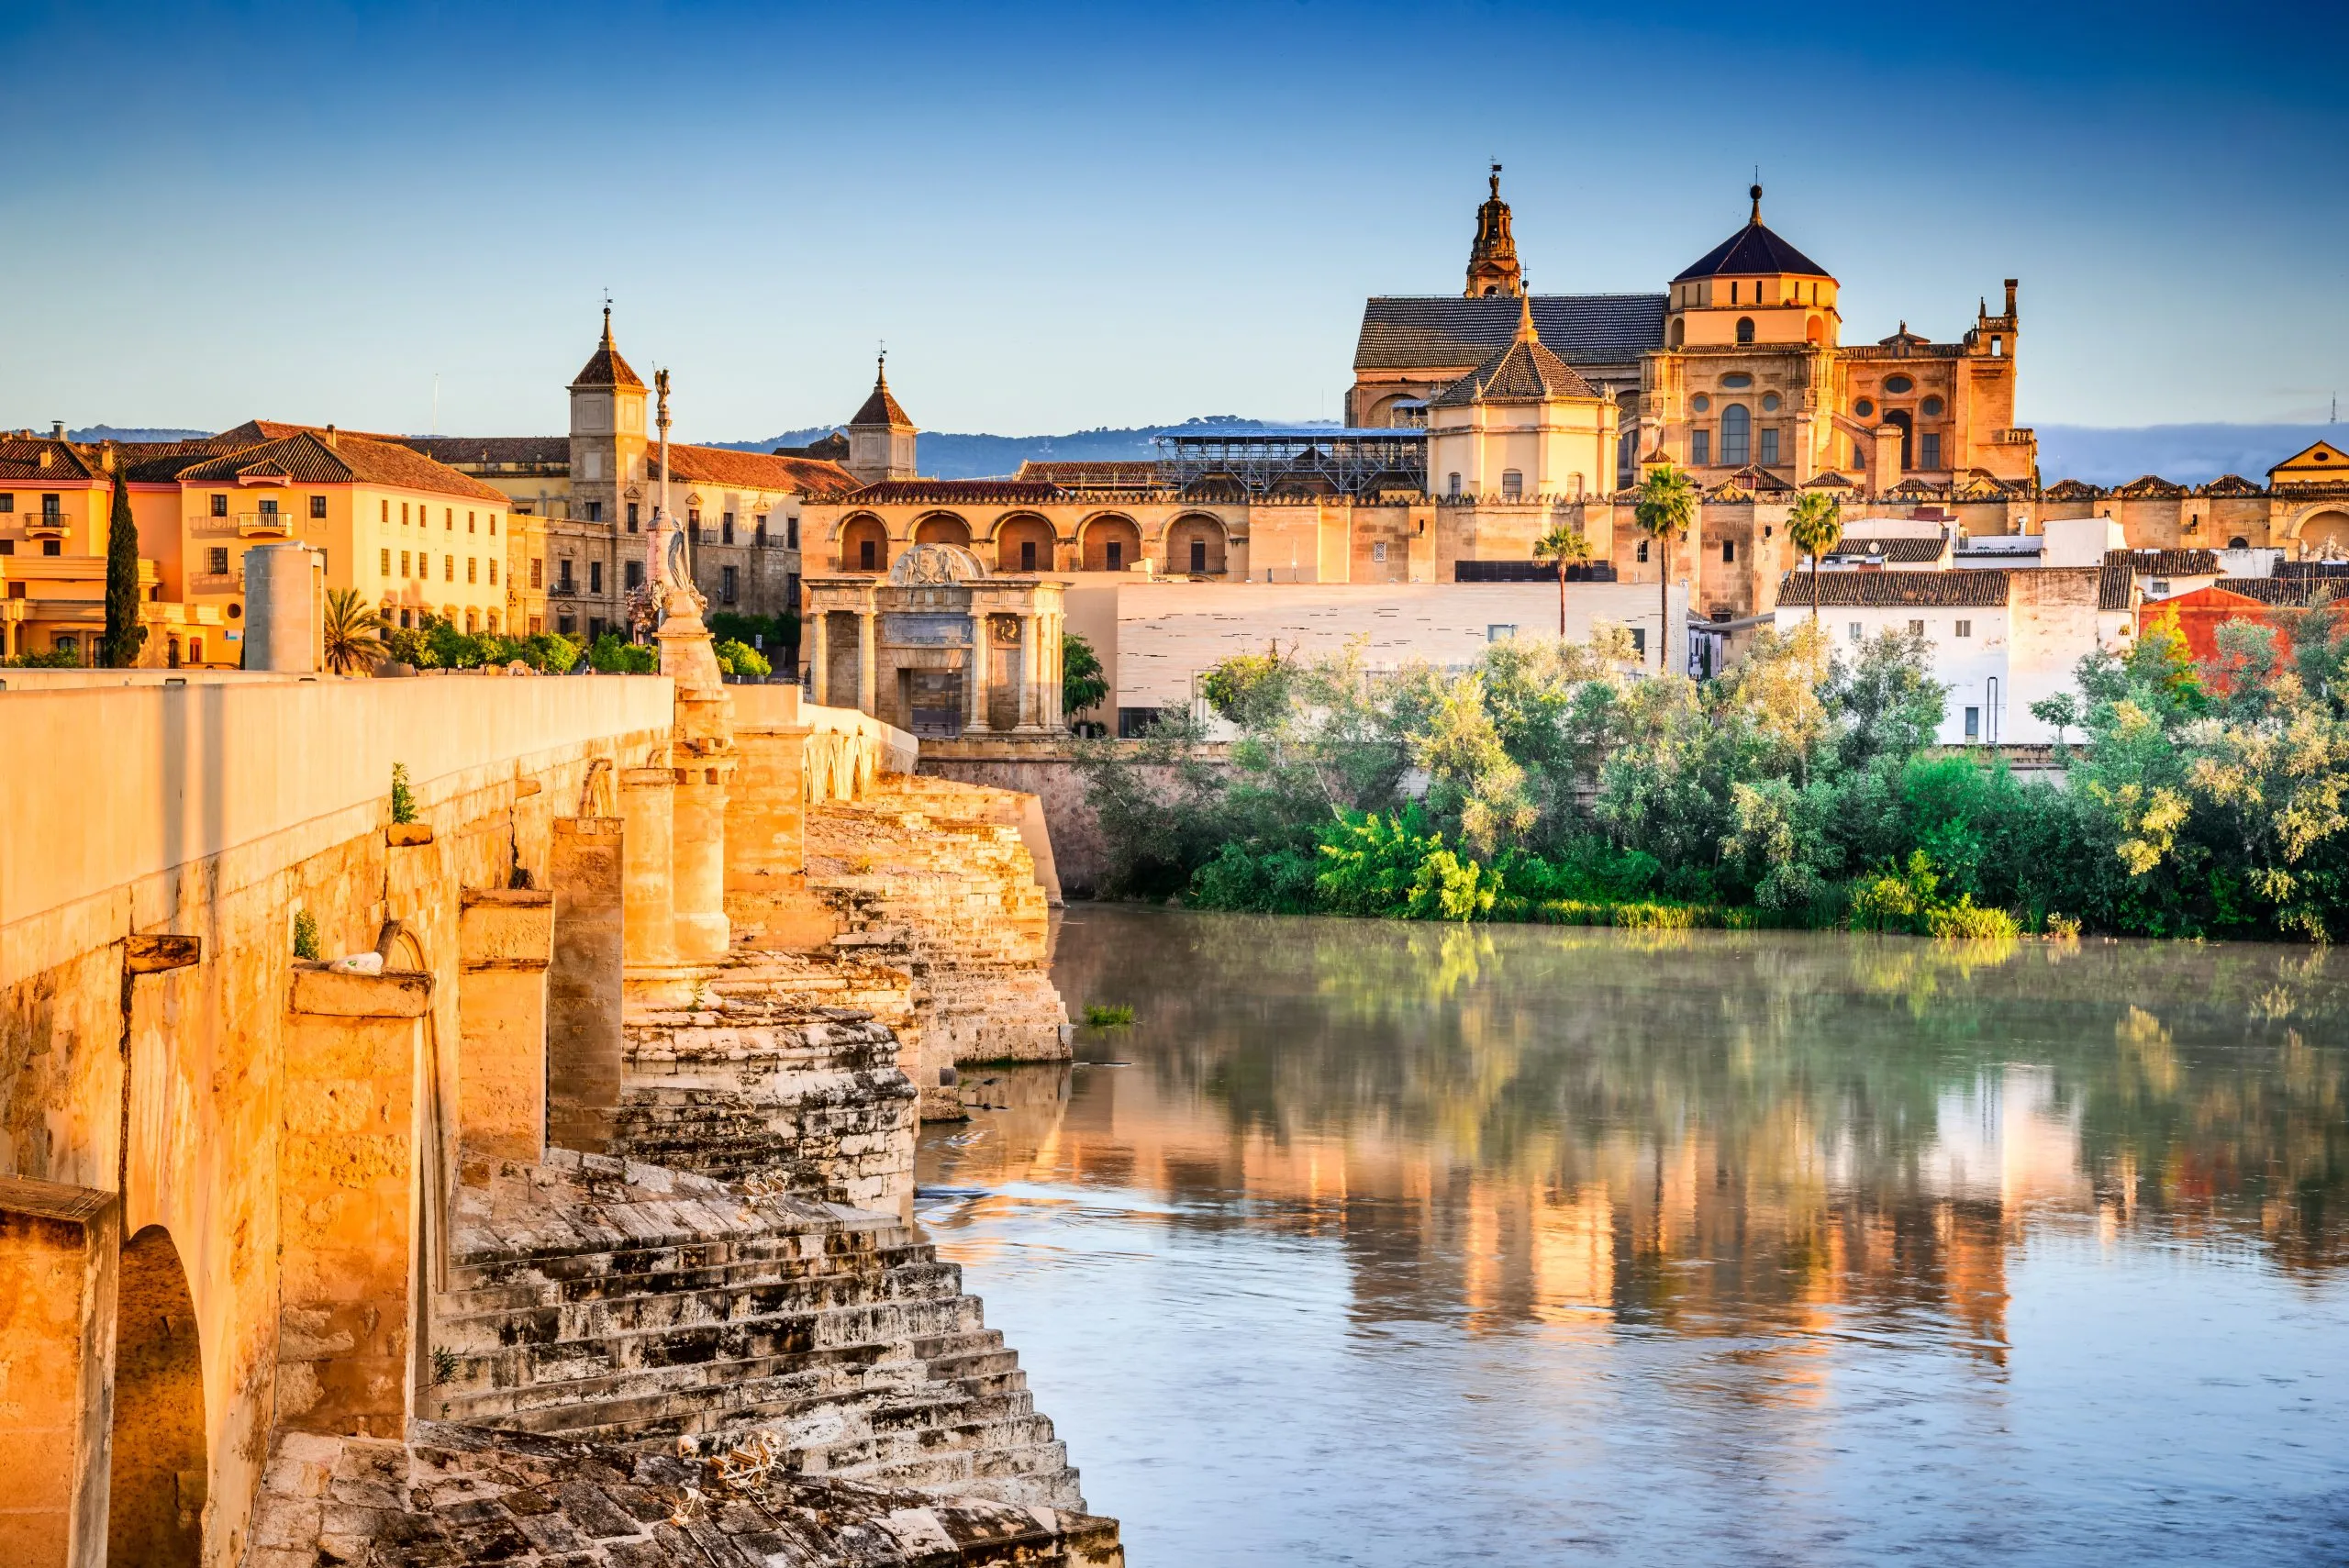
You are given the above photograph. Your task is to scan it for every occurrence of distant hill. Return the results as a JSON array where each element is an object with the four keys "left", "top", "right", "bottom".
[
  {"left": 715, "top": 416, "right": 1330, "bottom": 480},
  {"left": 2033, "top": 424, "right": 2341, "bottom": 487},
  {"left": 66, "top": 425, "right": 211, "bottom": 443}
]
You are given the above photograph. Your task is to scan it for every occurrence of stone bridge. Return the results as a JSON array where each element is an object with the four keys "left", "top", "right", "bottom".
[{"left": 0, "top": 638, "right": 1112, "bottom": 1566}]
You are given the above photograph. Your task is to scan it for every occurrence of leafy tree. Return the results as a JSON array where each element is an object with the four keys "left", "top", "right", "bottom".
[
  {"left": 1063, "top": 631, "right": 1108, "bottom": 718},
  {"left": 100, "top": 471, "right": 147, "bottom": 667},
  {"left": 1785, "top": 490, "right": 1842, "bottom": 623},
  {"left": 1199, "top": 648, "right": 1292, "bottom": 728},
  {"left": 1633, "top": 463, "right": 1697, "bottom": 671},
  {"left": 587, "top": 633, "right": 657, "bottom": 673},
  {"left": 322, "top": 589, "right": 385, "bottom": 675},
  {"left": 714, "top": 638, "right": 771, "bottom": 678},
  {"left": 1531, "top": 524, "right": 1590, "bottom": 638}
]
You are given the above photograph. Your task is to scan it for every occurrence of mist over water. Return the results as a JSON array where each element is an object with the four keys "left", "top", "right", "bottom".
[{"left": 917, "top": 910, "right": 2349, "bottom": 1565}]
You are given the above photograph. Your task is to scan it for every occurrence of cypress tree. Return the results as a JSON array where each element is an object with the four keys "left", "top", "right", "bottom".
[{"left": 101, "top": 467, "right": 148, "bottom": 667}]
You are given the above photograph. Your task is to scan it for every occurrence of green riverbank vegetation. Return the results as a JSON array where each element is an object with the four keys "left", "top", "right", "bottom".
[{"left": 1076, "top": 608, "right": 2349, "bottom": 940}]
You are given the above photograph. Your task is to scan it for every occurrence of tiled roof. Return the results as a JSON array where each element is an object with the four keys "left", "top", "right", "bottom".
[
  {"left": 0, "top": 439, "right": 102, "bottom": 483},
  {"left": 776, "top": 431, "right": 850, "bottom": 462},
  {"left": 402, "top": 436, "right": 570, "bottom": 468},
  {"left": 2215, "top": 577, "right": 2342, "bottom": 607},
  {"left": 1016, "top": 461, "right": 1163, "bottom": 487},
  {"left": 1672, "top": 213, "right": 1831, "bottom": 283},
  {"left": 1353, "top": 294, "right": 1666, "bottom": 372},
  {"left": 570, "top": 312, "right": 644, "bottom": 391},
  {"left": 836, "top": 480, "right": 1062, "bottom": 507},
  {"left": 1776, "top": 568, "right": 2009, "bottom": 607},
  {"left": 1829, "top": 537, "right": 1947, "bottom": 562},
  {"left": 177, "top": 430, "right": 509, "bottom": 503},
  {"left": 851, "top": 363, "right": 912, "bottom": 428},
  {"left": 648, "top": 443, "right": 860, "bottom": 498},
  {"left": 2099, "top": 561, "right": 2135, "bottom": 611},
  {"left": 1428, "top": 304, "right": 1600, "bottom": 407},
  {"left": 2197, "top": 474, "right": 2264, "bottom": 497},
  {"left": 1724, "top": 463, "right": 1796, "bottom": 495},
  {"left": 2114, "top": 474, "right": 2185, "bottom": 498},
  {"left": 2043, "top": 479, "right": 2102, "bottom": 500},
  {"left": 1802, "top": 471, "right": 1857, "bottom": 490},
  {"left": 2116, "top": 548, "right": 2221, "bottom": 576}
]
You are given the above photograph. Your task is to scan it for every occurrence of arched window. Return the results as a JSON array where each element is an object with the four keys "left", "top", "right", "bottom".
[
  {"left": 2229, "top": 536, "right": 2249, "bottom": 550},
  {"left": 1736, "top": 317, "right": 1755, "bottom": 345},
  {"left": 1668, "top": 317, "right": 1686, "bottom": 349},
  {"left": 1805, "top": 315, "right": 1823, "bottom": 344},
  {"left": 1720, "top": 404, "right": 1752, "bottom": 466}
]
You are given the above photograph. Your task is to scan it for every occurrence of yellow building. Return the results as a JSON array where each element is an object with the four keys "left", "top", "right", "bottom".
[
  {"left": 172, "top": 425, "right": 513, "bottom": 653},
  {"left": 2267, "top": 440, "right": 2349, "bottom": 491},
  {"left": 1424, "top": 294, "right": 1619, "bottom": 504}
]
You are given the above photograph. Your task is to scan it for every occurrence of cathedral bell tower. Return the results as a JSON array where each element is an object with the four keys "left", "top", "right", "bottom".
[
  {"left": 1464, "top": 163, "right": 1524, "bottom": 299},
  {"left": 846, "top": 352, "right": 918, "bottom": 485}
]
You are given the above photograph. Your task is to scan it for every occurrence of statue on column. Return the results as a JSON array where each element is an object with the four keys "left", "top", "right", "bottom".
[{"left": 647, "top": 369, "right": 725, "bottom": 698}]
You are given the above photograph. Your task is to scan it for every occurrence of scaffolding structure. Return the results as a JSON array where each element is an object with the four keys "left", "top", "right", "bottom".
[{"left": 1152, "top": 427, "right": 1427, "bottom": 497}]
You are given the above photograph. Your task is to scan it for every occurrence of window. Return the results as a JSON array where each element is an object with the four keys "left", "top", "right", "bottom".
[
  {"left": 1106, "top": 539, "right": 1125, "bottom": 571},
  {"left": 557, "top": 614, "right": 576, "bottom": 635},
  {"left": 626, "top": 561, "right": 644, "bottom": 590},
  {"left": 0, "top": 494, "right": 10, "bottom": 512},
  {"left": 489, "top": 516, "right": 496, "bottom": 537},
  {"left": 380, "top": 548, "right": 392, "bottom": 575},
  {"left": 466, "top": 511, "right": 475, "bottom": 533},
  {"left": 0, "top": 539, "right": 10, "bottom": 554},
  {"left": 402, "top": 503, "right": 409, "bottom": 525},
  {"left": 755, "top": 518, "right": 767, "bottom": 547},
  {"left": 1721, "top": 539, "right": 1736, "bottom": 562},
  {"left": 1487, "top": 624, "right": 1517, "bottom": 642},
  {"left": 557, "top": 559, "right": 575, "bottom": 591},
  {"left": 400, "top": 550, "right": 411, "bottom": 577},
  {"left": 1690, "top": 394, "right": 1710, "bottom": 414},
  {"left": 530, "top": 558, "right": 543, "bottom": 588},
  {"left": 1500, "top": 469, "right": 1523, "bottom": 500},
  {"left": 42, "top": 538, "right": 60, "bottom": 556},
  {"left": 1447, "top": 472, "right": 1462, "bottom": 498},
  {"left": 589, "top": 561, "right": 604, "bottom": 594},
  {"left": 627, "top": 502, "right": 640, "bottom": 532},
  {"left": 1854, "top": 398, "right": 1875, "bottom": 418},
  {"left": 787, "top": 516, "right": 800, "bottom": 549},
  {"left": 209, "top": 547, "right": 230, "bottom": 574},
  {"left": 1760, "top": 428, "right": 1780, "bottom": 465},
  {"left": 1954, "top": 619, "right": 1972, "bottom": 638},
  {"left": 2229, "top": 536, "right": 2250, "bottom": 550},
  {"left": 688, "top": 506, "right": 701, "bottom": 533},
  {"left": 1884, "top": 374, "right": 1914, "bottom": 395},
  {"left": 488, "top": 560, "right": 497, "bottom": 585},
  {"left": 1908, "top": 618, "right": 1925, "bottom": 636},
  {"left": 381, "top": 499, "right": 390, "bottom": 523},
  {"left": 584, "top": 501, "right": 602, "bottom": 523},
  {"left": 210, "top": 494, "right": 228, "bottom": 517},
  {"left": 1630, "top": 628, "right": 1647, "bottom": 656},
  {"left": 721, "top": 512, "right": 735, "bottom": 544},
  {"left": 1020, "top": 539, "right": 1038, "bottom": 571},
  {"left": 1735, "top": 316, "right": 1755, "bottom": 344},
  {"left": 1921, "top": 395, "right": 1944, "bottom": 417},
  {"left": 259, "top": 497, "right": 279, "bottom": 517},
  {"left": 1720, "top": 373, "right": 1752, "bottom": 390},
  {"left": 467, "top": 557, "right": 477, "bottom": 584},
  {"left": 1848, "top": 622, "right": 1863, "bottom": 643},
  {"left": 1636, "top": 539, "right": 1650, "bottom": 563},
  {"left": 1760, "top": 392, "right": 1780, "bottom": 412},
  {"left": 720, "top": 565, "right": 739, "bottom": 603},
  {"left": 1192, "top": 539, "right": 1208, "bottom": 573},
  {"left": 2150, "top": 578, "right": 2171, "bottom": 595},
  {"left": 1964, "top": 706, "right": 1981, "bottom": 741},
  {"left": 310, "top": 495, "right": 327, "bottom": 519},
  {"left": 1920, "top": 433, "right": 1942, "bottom": 469},
  {"left": 860, "top": 538, "right": 877, "bottom": 571},
  {"left": 1720, "top": 404, "right": 1752, "bottom": 465},
  {"left": 443, "top": 554, "right": 455, "bottom": 582},
  {"left": 1690, "top": 429, "right": 1710, "bottom": 465}
]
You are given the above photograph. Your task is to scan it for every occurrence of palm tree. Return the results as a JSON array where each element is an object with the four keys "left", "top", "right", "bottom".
[
  {"left": 1633, "top": 463, "right": 1697, "bottom": 672},
  {"left": 1786, "top": 490, "right": 1843, "bottom": 624},
  {"left": 323, "top": 588, "right": 387, "bottom": 676},
  {"left": 1531, "top": 524, "right": 1591, "bottom": 638}
]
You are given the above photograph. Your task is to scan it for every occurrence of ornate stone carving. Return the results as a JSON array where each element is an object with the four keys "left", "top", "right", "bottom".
[{"left": 885, "top": 542, "right": 986, "bottom": 587}]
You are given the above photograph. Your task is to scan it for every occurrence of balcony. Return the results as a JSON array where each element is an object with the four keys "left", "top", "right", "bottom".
[
  {"left": 189, "top": 570, "right": 244, "bottom": 594},
  {"left": 237, "top": 512, "right": 295, "bottom": 537},
  {"left": 27, "top": 513, "right": 68, "bottom": 537}
]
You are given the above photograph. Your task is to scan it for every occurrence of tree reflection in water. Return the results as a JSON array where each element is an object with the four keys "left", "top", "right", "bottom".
[{"left": 921, "top": 911, "right": 2349, "bottom": 1564}]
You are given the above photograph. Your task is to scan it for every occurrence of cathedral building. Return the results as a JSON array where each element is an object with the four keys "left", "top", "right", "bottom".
[{"left": 1350, "top": 174, "right": 2036, "bottom": 495}]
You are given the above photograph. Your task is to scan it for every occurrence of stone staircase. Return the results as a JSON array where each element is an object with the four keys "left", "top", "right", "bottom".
[{"left": 428, "top": 1149, "right": 1085, "bottom": 1510}]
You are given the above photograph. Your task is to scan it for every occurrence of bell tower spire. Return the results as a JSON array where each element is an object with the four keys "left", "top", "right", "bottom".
[{"left": 1464, "top": 161, "right": 1524, "bottom": 300}]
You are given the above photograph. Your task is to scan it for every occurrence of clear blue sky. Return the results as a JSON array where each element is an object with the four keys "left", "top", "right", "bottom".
[{"left": 3, "top": 1, "right": 2341, "bottom": 442}]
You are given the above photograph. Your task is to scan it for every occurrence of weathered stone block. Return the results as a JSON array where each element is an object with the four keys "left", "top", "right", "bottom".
[{"left": 0, "top": 1175, "right": 119, "bottom": 1568}]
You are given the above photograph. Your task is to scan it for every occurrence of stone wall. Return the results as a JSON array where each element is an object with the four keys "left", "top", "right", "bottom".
[{"left": 0, "top": 669, "right": 1113, "bottom": 1565}]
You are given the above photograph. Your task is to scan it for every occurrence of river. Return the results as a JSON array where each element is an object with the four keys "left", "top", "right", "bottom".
[{"left": 915, "top": 908, "right": 2349, "bottom": 1564}]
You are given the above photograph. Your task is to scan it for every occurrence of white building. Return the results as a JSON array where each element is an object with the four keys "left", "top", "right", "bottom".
[{"left": 1778, "top": 566, "right": 2118, "bottom": 746}]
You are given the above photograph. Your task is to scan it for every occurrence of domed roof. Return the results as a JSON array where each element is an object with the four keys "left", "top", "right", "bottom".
[{"left": 1672, "top": 186, "right": 1831, "bottom": 284}]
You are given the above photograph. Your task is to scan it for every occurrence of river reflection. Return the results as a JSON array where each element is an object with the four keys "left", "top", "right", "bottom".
[{"left": 917, "top": 910, "right": 2349, "bottom": 1565}]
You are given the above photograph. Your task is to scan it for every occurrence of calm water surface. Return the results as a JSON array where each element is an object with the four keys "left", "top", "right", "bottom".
[{"left": 915, "top": 910, "right": 2349, "bottom": 1565}]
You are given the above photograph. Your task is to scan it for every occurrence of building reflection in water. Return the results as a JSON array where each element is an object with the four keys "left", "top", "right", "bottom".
[{"left": 926, "top": 915, "right": 2349, "bottom": 1383}]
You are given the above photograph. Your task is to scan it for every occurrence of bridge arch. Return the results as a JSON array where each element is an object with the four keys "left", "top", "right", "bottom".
[{"left": 109, "top": 1225, "right": 207, "bottom": 1568}]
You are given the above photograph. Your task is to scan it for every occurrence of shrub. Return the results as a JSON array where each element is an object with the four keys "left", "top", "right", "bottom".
[
  {"left": 292, "top": 909, "right": 321, "bottom": 961},
  {"left": 389, "top": 762, "right": 417, "bottom": 825},
  {"left": 587, "top": 634, "right": 657, "bottom": 674},
  {"left": 714, "top": 639, "right": 772, "bottom": 679},
  {"left": 1082, "top": 1003, "right": 1136, "bottom": 1028},
  {"left": 1925, "top": 895, "right": 2021, "bottom": 940}
]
